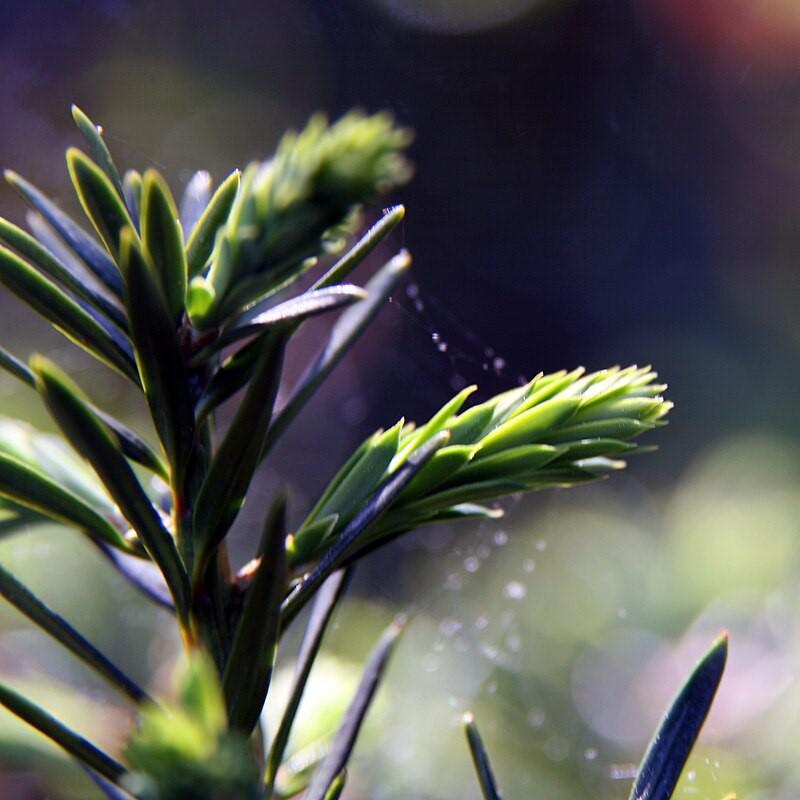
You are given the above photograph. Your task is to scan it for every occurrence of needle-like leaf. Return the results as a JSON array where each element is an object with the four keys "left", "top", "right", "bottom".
[
  {"left": 397, "top": 444, "right": 477, "bottom": 501},
  {"left": 628, "top": 632, "right": 728, "bottom": 800},
  {"left": 539, "top": 418, "right": 658, "bottom": 444},
  {"left": 0, "top": 217, "right": 127, "bottom": 329},
  {"left": 67, "top": 148, "right": 134, "bottom": 262},
  {"left": 192, "top": 284, "right": 367, "bottom": 364},
  {"left": 223, "top": 492, "right": 288, "bottom": 733},
  {"left": 283, "top": 432, "right": 448, "bottom": 624},
  {"left": 0, "top": 245, "right": 138, "bottom": 382},
  {"left": 192, "top": 335, "right": 261, "bottom": 422},
  {"left": 0, "top": 680, "right": 127, "bottom": 784},
  {"left": 185, "top": 169, "right": 240, "bottom": 278},
  {"left": 89, "top": 409, "right": 168, "bottom": 479},
  {"left": 478, "top": 396, "right": 581, "bottom": 457},
  {"left": 311, "top": 204, "right": 405, "bottom": 289},
  {"left": 71, "top": 106, "right": 126, "bottom": 205},
  {"left": 179, "top": 170, "right": 212, "bottom": 238},
  {"left": 83, "top": 767, "right": 137, "bottom": 800},
  {"left": 261, "top": 250, "right": 411, "bottom": 461},
  {"left": 122, "top": 170, "right": 142, "bottom": 231},
  {"left": 0, "top": 345, "right": 166, "bottom": 478},
  {"left": 301, "top": 420, "right": 403, "bottom": 535},
  {"left": 96, "top": 543, "right": 174, "bottom": 611},
  {"left": 193, "top": 330, "right": 285, "bottom": 572},
  {"left": 32, "top": 357, "right": 190, "bottom": 621},
  {"left": 0, "top": 344, "right": 35, "bottom": 387},
  {"left": 194, "top": 285, "right": 367, "bottom": 418},
  {"left": 119, "top": 228, "right": 194, "bottom": 477},
  {"left": 0, "top": 451, "right": 129, "bottom": 550},
  {"left": 264, "top": 569, "right": 350, "bottom": 797},
  {"left": 362, "top": 478, "right": 526, "bottom": 545},
  {"left": 0, "top": 564, "right": 150, "bottom": 704},
  {"left": 141, "top": 170, "right": 187, "bottom": 324},
  {"left": 463, "top": 713, "right": 503, "bottom": 800},
  {"left": 322, "top": 771, "right": 347, "bottom": 800},
  {"left": 442, "top": 444, "right": 563, "bottom": 487},
  {"left": 5, "top": 170, "right": 125, "bottom": 296},
  {"left": 303, "top": 619, "right": 403, "bottom": 800}
]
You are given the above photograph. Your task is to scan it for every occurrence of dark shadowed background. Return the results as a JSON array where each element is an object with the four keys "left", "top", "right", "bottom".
[{"left": 1, "top": 1, "right": 800, "bottom": 798}]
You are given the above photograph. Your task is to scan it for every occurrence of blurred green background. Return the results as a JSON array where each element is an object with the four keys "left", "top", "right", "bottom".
[{"left": 2, "top": 0, "right": 800, "bottom": 797}]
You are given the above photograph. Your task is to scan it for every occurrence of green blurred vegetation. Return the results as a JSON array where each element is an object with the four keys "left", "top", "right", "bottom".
[
  {"left": 1, "top": 430, "right": 798, "bottom": 798},
  {"left": 3, "top": 0, "right": 800, "bottom": 797}
]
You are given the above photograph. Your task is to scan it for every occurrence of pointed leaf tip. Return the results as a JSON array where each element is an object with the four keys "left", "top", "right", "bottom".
[
  {"left": 223, "top": 491, "right": 288, "bottom": 732},
  {"left": 5, "top": 169, "right": 124, "bottom": 295},
  {"left": 32, "top": 356, "right": 190, "bottom": 621},
  {"left": 304, "top": 619, "right": 403, "bottom": 800},
  {"left": 185, "top": 168, "right": 241, "bottom": 278},
  {"left": 464, "top": 712, "right": 502, "bottom": 800},
  {"left": 140, "top": 169, "right": 187, "bottom": 323},
  {"left": 629, "top": 633, "right": 728, "bottom": 800},
  {"left": 67, "top": 146, "right": 132, "bottom": 262}
]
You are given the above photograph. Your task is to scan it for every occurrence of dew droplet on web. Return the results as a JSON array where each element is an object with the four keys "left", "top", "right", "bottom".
[
  {"left": 527, "top": 709, "right": 546, "bottom": 728},
  {"left": 450, "top": 373, "right": 467, "bottom": 391},
  {"left": 476, "top": 544, "right": 491, "bottom": 560},
  {"left": 523, "top": 558, "right": 535, "bottom": 573},
  {"left": 608, "top": 764, "right": 637, "bottom": 780},
  {"left": 423, "top": 654, "right": 440, "bottom": 672},
  {"left": 447, "top": 695, "right": 459, "bottom": 708},
  {"left": 439, "top": 617, "right": 462, "bottom": 638},
  {"left": 481, "top": 643, "right": 499, "bottom": 661},
  {"left": 387, "top": 729, "right": 417, "bottom": 768},
  {"left": 405, "top": 282, "right": 420, "bottom": 299},
  {"left": 464, "top": 556, "right": 480, "bottom": 573},
  {"left": 34, "top": 543, "right": 51, "bottom": 558},
  {"left": 504, "top": 580, "right": 527, "bottom": 600},
  {"left": 445, "top": 572, "right": 463, "bottom": 590},
  {"left": 492, "top": 356, "right": 506, "bottom": 374},
  {"left": 414, "top": 298, "right": 425, "bottom": 312},
  {"left": 584, "top": 747, "right": 598, "bottom": 761},
  {"left": 431, "top": 332, "right": 440, "bottom": 342},
  {"left": 535, "top": 539, "right": 548, "bottom": 552},
  {"left": 544, "top": 736, "right": 570, "bottom": 762},
  {"left": 437, "top": 341, "right": 448, "bottom": 353},
  {"left": 484, "top": 346, "right": 495, "bottom": 357},
  {"left": 493, "top": 529, "right": 509, "bottom": 546},
  {"left": 342, "top": 395, "right": 368, "bottom": 425},
  {"left": 474, "top": 614, "right": 489, "bottom": 630},
  {"left": 686, "top": 771, "right": 696, "bottom": 782}
]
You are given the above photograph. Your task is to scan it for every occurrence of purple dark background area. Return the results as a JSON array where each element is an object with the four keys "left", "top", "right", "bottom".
[
  {"left": 0, "top": 0, "right": 798, "bottom": 573},
  {"left": 2, "top": 2, "right": 800, "bottom": 798}
]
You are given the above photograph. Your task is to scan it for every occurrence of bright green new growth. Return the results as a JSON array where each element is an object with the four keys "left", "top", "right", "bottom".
[
  {"left": 189, "top": 111, "right": 412, "bottom": 327},
  {"left": 124, "top": 654, "right": 261, "bottom": 800},
  {"left": 291, "top": 365, "right": 671, "bottom": 570},
  {"left": 0, "top": 105, "right": 713, "bottom": 800}
]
